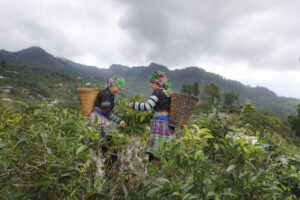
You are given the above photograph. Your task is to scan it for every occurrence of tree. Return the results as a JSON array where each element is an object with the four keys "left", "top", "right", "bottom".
[
  {"left": 181, "top": 81, "right": 200, "bottom": 97},
  {"left": 181, "top": 84, "right": 192, "bottom": 95},
  {"left": 1, "top": 60, "right": 6, "bottom": 67},
  {"left": 200, "top": 83, "right": 220, "bottom": 114},
  {"left": 288, "top": 104, "right": 300, "bottom": 137},
  {"left": 201, "top": 83, "right": 220, "bottom": 105},
  {"left": 223, "top": 91, "right": 239, "bottom": 111},
  {"left": 192, "top": 81, "right": 200, "bottom": 97}
]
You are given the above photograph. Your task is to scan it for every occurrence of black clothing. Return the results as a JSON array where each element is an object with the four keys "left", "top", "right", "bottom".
[
  {"left": 153, "top": 89, "right": 170, "bottom": 111},
  {"left": 132, "top": 88, "right": 171, "bottom": 112},
  {"left": 94, "top": 88, "right": 121, "bottom": 124}
]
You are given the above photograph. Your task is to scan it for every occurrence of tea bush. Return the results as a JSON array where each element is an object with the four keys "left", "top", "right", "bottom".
[
  {"left": 0, "top": 100, "right": 299, "bottom": 199},
  {"left": 114, "top": 95, "right": 152, "bottom": 136}
]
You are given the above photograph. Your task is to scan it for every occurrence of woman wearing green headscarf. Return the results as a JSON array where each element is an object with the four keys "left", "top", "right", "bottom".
[
  {"left": 128, "top": 70, "right": 175, "bottom": 167},
  {"left": 88, "top": 76, "right": 125, "bottom": 164}
]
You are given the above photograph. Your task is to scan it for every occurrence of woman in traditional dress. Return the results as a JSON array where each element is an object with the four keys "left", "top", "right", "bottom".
[
  {"left": 128, "top": 70, "right": 175, "bottom": 167},
  {"left": 88, "top": 76, "right": 125, "bottom": 163}
]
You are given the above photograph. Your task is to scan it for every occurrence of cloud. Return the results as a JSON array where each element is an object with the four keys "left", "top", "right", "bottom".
[
  {"left": 115, "top": 0, "right": 300, "bottom": 70},
  {"left": 1, "top": 0, "right": 300, "bottom": 70},
  {"left": 1, "top": 0, "right": 300, "bottom": 98},
  {"left": 0, "top": 0, "right": 127, "bottom": 67}
]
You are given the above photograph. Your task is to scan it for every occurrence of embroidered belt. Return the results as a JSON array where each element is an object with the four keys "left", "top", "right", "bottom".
[
  {"left": 92, "top": 107, "right": 104, "bottom": 115},
  {"left": 154, "top": 109, "right": 169, "bottom": 120}
]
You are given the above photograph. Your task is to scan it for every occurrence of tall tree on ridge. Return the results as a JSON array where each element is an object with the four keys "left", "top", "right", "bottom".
[
  {"left": 192, "top": 81, "right": 200, "bottom": 97},
  {"left": 200, "top": 83, "right": 220, "bottom": 114},
  {"left": 223, "top": 91, "right": 239, "bottom": 111},
  {"left": 181, "top": 84, "right": 192, "bottom": 95}
]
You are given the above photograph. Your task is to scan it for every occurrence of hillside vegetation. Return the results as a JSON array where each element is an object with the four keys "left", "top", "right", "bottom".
[
  {"left": 98, "top": 63, "right": 300, "bottom": 118},
  {"left": 0, "top": 99, "right": 299, "bottom": 199},
  {"left": 0, "top": 59, "right": 105, "bottom": 110},
  {"left": 1, "top": 47, "right": 299, "bottom": 118}
]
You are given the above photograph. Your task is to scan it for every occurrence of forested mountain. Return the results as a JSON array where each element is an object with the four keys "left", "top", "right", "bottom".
[
  {"left": 1, "top": 47, "right": 299, "bottom": 117},
  {"left": 0, "top": 46, "right": 102, "bottom": 77},
  {"left": 96, "top": 63, "right": 300, "bottom": 118},
  {"left": 0, "top": 59, "right": 107, "bottom": 110}
]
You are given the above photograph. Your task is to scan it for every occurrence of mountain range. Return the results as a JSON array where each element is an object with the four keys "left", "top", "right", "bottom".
[{"left": 1, "top": 46, "right": 299, "bottom": 118}]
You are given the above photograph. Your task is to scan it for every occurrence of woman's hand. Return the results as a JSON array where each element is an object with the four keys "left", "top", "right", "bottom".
[
  {"left": 128, "top": 102, "right": 133, "bottom": 109},
  {"left": 120, "top": 120, "right": 126, "bottom": 127}
]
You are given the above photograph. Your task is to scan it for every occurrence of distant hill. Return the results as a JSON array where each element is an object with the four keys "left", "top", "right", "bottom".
[
  {"left": 0, "top": 46, "right": 103, "bottom": 77},
  {"left": 97, "top": 63, "right": 300, "bottom": 118},
  {"left": 0, "top": 59, "right": 106, "bottom": 110},
  {"left": 1, "top": 46, "right": 299, "bottom": 117}
]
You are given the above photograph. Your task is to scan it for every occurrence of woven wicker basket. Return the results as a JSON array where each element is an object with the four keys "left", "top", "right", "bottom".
[
  {"left": 77, "top": 88, "right": 102, "bottom": 116},
  {"left": 169, "top": 92, "right": 199, "bottom": 127}
]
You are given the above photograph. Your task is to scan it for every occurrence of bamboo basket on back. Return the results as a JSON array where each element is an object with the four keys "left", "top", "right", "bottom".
[
  {"left": 169, "top": 92, "right": 199, "bottom": 127},
  {"left": 77, "top": 88, "right": 102, "bottom": 116}
]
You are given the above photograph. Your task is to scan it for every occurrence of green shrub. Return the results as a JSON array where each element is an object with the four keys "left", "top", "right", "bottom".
[{"left": 0, "top": 100, "right": 299, "bottom": 199}]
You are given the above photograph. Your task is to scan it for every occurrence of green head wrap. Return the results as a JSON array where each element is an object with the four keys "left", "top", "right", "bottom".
[
  {"left": 105, "top": 76, "right": 124, "bottom": 90},
  {"left": 149, "top": 70, "right": 171, "bottom": 93}
]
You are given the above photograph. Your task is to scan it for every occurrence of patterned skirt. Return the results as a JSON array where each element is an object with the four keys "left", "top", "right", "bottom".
[
  {"left": 88, "top": 109, "right": 117, "bottom": 137},
  {"left": 147, "top": 119, "right": 175, "bottom": 155},
  {"left": 88, "top": 109, "right": 118, "bottom": 163}
]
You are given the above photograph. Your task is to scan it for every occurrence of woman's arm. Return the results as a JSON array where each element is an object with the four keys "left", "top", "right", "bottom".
[{"left": 133, "top": 94, "right": 158, "bottom": 111}]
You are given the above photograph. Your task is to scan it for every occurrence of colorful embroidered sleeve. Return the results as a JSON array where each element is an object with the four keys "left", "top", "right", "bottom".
[
  {"left": 133, "top": 94, "right": 158, "bottom": 111},
  {"left": 107, "top": 112, "right": 121, "bottom": 124}
]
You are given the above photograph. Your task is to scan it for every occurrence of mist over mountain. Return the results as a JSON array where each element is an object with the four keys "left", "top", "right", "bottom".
[{"left": 1, "top": 46, "right": 299, "bottom": 117}]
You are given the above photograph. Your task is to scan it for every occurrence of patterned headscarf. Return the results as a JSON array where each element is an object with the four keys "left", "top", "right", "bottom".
[
  {"left": 105, "top": 76, "right": 125, "bottom": 90},
  {"left": 149, "top": 70, "right": 171, "bottom": 93}
]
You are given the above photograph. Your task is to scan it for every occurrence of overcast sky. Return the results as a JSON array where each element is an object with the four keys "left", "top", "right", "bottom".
[{"left": 1, "top": 0, "right": 300, "bottom": 98}]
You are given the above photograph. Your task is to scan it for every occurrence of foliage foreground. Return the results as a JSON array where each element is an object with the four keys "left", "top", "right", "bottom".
[{"left": 0, "top": 100, "right": 300, "bottom": 199}]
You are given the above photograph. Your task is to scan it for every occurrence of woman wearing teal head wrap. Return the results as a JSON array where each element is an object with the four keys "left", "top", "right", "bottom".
[
  {"left": 88, "top": 76, "right": 125, "bottom": 165},
  {"left": 105, "top": 76, "right": 125, "bottom": 91}
]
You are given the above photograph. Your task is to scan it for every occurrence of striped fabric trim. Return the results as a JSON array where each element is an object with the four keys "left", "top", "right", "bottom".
[
  {"left": 92, "top": 107, "right": 104, "bottom": 115},
  {"left": 101, "top": 101, "right": 111, "bottom": 107},
  {"left": 154, "top": 111, "right": 169, "bottom": 120},
  {"left": 134, "top": 95, "right": 158, "bottom": 111},
  {"left": 154, "top": 116, "right": 169, "bottom": 120},
  {"left": 108, "top": 112, "right": 121, "bottom": 124},
  {"left": 153, "top": 112, "right": 169, "bottom": 117}
]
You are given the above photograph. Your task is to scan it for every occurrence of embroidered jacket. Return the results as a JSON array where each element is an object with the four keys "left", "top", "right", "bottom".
[
  {"left": 133, "top": 89, "right": 170, "bottom": 112},
  {"left": 94, "top": 88, "right": 121, "bottom": 124}
]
